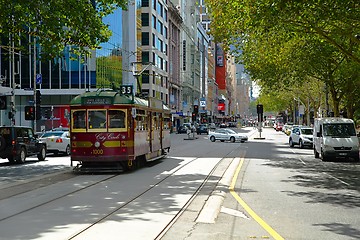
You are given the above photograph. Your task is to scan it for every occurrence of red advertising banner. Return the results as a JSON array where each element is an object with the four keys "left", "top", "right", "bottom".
[{"left": 218, "top": 103, "right": 225, "bottom": 111}]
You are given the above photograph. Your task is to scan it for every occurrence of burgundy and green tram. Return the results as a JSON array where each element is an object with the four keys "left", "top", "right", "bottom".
[{"left": 69, "top": 88, "right": 171, "bottom": 172}]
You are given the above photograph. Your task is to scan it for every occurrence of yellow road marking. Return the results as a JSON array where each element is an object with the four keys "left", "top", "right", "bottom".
[{"left": 229, "top": 158, "right": 285, "bottom": 240}]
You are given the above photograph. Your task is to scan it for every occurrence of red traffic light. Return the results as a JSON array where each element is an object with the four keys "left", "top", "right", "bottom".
[{"left": 25, "top": 106, "right": 35, "bottom": 120}]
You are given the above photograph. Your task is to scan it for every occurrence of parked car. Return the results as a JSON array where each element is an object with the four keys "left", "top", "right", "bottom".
[
  {"left": 313, "top": 117, "right": 359, "bottom": 161},
  {"left": 289, "top": 126, "right": 313, "bottom": 148},
  {"left": 39, "top": 130, "right": 71, "bottom": 156},
  {"left": 275, "top": 122, "right": 284, "bottom": 131},
  {"left": 282, "top": 122, "right": 293, "bottom": 135},
  {"left": 196, "top": 124, "right": 208, "bottom": 135},
  {"left": 209, "top": 128, "right": 248, "bottom": 143},
  {"left": 0, "top": 126, "right": 47, "bottom": 163}
]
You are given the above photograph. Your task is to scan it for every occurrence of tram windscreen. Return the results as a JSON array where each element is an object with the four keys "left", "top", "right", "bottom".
[
  {"left": 109, "top": 110, "right": 126, "bottom": 128},
  {"left": 73, "top": 110, "right": 86, "bottom": 129},
  {"left": 88, "top": 110, "right": 107, "bottom": 129}
]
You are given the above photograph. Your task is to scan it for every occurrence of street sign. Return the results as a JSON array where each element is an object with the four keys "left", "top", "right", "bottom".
[{"left": 36, "top": 74, "right": 42, "bottom": 84}]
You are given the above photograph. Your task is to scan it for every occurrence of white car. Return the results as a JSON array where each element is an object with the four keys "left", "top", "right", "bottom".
[
  {"left": 209, "top": 128, "right": 248, "bottom": 143},
  {"left": 289, "top": 126, "right": 313, "bottom": 148},
  {"left": 39, "top": 131, "right": 71, "bottom": 156}
]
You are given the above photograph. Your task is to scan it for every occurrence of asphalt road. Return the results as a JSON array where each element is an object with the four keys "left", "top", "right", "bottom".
[
  {"left": 162, "top": 128, "right": 360, "bottom": 240},
  {"left": 1, "top": 127, "right": 359, "bottom": 240}
]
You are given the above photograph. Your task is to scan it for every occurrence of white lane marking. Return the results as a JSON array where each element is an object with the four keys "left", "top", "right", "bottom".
[
  {"left": 220, "top": 206, "right": 249, "bottom": 219},
  {"left": 322, "top": 172, "right": 350, "bottom": 186}
]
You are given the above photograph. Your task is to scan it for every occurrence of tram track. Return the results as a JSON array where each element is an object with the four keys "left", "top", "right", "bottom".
[
  {"left": 0, "top": 143, "right": 245, "bottom": 240},
  {"left": 69, "top": 148, "right": 243, "bottom": 240}
]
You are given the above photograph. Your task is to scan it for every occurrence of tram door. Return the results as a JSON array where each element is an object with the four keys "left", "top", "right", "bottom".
[{"left": 152, "top": 112, "right": 161, "bottom": 152}]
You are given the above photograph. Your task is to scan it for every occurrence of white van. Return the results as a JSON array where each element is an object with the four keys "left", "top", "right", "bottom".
[{"left": 313, "top": 117, "right": 359, "bottom": 161}]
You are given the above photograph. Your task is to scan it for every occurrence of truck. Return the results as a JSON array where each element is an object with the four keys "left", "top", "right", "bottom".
[{"left": 313, "top": 117, "right": 359, "bottom": 161}]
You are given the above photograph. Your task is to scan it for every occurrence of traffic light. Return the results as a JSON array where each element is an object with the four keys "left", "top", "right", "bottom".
[
  {"left": 25, "top": 106, "right": 35, "bottom": 120},
  {"left": 35, "top": 106, "right": 42, "bottom": 120},
  {"left": 35, "top": 90, "right": 41, "bottom": 105},
  {"left": 0, "top": 96, "right": 7, "bottom": 110},
  {"left": 192, "top": 112, "right": 196, "bottom": 122},
  {"left": 193, "top": 105, "right": 199, "bottom": 114},
  {"left": 256, "top": 104, "right": 263, "bottom": 114}
]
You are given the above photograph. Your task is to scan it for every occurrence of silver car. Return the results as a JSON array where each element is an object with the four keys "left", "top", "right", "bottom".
[
  {"left": 209, "top": 128, "right": 248, "bottom": 143},
  {"left": 289, "top": 126, "right": 313, "bottom": 148},
  {"left": 39, "top": 131, "right": 71, "bottom": 156}
]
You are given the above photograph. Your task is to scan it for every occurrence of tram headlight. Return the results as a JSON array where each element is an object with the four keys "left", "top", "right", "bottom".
[{"left": 94, "top": 141, "right": 100, "bottom": 148}]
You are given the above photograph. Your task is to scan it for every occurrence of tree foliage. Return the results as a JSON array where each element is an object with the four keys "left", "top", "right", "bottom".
[
  {"left": 206, "top": 0, "right": 360, "bottom": 119},
  {"left": 0, "top": 0, "right": 127, "bottom": 59}
]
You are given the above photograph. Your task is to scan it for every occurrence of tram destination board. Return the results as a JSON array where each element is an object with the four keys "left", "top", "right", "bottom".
[{"left": 83, "top": 97, "right": 113, "bottom": 105}]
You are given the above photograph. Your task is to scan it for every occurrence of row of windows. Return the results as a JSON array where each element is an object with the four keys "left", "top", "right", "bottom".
[
  {"left": 72, "top": 109, "right": 126, "bottom": 132},
  {"left": 141, "top": 51, "right": 167, "bottom": 72},
  {"left": 141, "top": 13, "right": 168, "bottom": 39}
]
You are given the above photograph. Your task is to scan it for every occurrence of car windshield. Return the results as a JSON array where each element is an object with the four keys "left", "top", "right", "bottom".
[
  {"left": 301, "top": 128, "right": 313, "bottom": 135},
  {"left": 41, "top": 131, "right": 64, "bottom": 137},
  {"left": 224, "top": 129, "right": 236, "bottom": 134},
  {"left": 323, "top": 123, "right": 356, "bottom": 137}
]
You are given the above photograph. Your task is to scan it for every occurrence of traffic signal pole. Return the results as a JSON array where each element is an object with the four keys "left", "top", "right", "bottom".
[
  {"left": 255, "top": 104, "right": 265, "bottom": 140},
  {"left": 33, "top": 36, "right": 37, "bottom": 131}
]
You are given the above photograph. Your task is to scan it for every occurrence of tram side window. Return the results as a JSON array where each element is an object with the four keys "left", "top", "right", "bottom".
[
  {"left": 73, "top": 111, "right": 86, "bottom": 129},
  {"left": 89, "top": 110, "right": 107, "bottom": 129},
  {"left": 109, "top": 110, "right": 126, "bottom": 128}
]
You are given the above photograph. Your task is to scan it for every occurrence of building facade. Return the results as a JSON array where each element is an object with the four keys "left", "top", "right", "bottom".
[{"left": 0, "top": 0, "right": 251, "bottom": 131}]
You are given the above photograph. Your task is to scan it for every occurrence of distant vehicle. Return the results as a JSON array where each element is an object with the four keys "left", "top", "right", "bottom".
[
  {"left": 208, "top": 123, "right": 216, "bottom": 130},
  {"left": 227, "top": 122, "right": 237, "bottom": 128},
  {"left": 177, "top": 123, "right": 191, "bottom": 134},
  {"left": 289, "top": 126, "right": 313, "bottom": 148},
  {"left": 196, "top": 124, "right": 208, "bottom": 135},
  {"left": 275, "top": 122, "right": 284, "bottom": 131},
  {"left": 39, "top": 131, "right": 71, "bottom": 156},
  {"left": 209, "top": 128, "right": 248, "bottom": 143},
  {"left": 219, "top": 123, "right": 228, "bottom": 128},
  {"left": 313, "top": 118, "right": 359, "bottom": 161},
  {"left": 282, "top": 122, "right": 293, "bottom": 135},
  {"left": 0, "top": 126, "right": 47, "bottom": 163}
]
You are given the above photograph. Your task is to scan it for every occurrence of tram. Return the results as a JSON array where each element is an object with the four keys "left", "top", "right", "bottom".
[{"left": 69, "top": 86, "right": 171, "bottom": 172}]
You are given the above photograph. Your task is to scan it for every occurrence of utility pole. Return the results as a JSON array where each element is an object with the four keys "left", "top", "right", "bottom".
[{"left": 33, "top": 34, "right": 37, "bottom": 131}]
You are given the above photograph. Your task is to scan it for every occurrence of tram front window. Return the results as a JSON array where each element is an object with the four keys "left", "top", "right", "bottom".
[
  {"left": 73, "top": 110, "right": 86, "bottom": 129},
  {"left": 88, "top": 110, "right": 107, "bottom": 129},
  {"left": 109, "top": 110, "right": 126, "bottom": 128}
]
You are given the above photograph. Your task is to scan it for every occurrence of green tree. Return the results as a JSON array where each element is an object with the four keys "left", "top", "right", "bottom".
[
  {"left": 0, "top": 0, "right": 127, "bottom": 59},
  {"left": 206, "top": 0, "right": 360, "bottom": 119}
]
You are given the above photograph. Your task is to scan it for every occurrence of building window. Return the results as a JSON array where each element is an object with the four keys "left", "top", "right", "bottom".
[
  {"left": 142, "top": 70, "right": 150, "bottom": 83},
  {"left": 152, "top": 33, "right": 156, "bottom": 47},
  {"left": 141, "top": 13, "right": 149, "bottom": 26},
  {"left": 164, "top": 26, "right": 168, "bottom": 38},
  {"left": 152, "top": 15, "right": 156, "bottom": 29},
  {"left": 141, "top": 0, "right": 149, "bottom": 7},
  {"left": 153, "top": 90, "right": 156, "bottom": 97},
  {"left": 142, "top": 32, "right": 149, "bottom": 45},
  {"left": 142, "top": 89, "right": 149, "bottom": 98},
  {"left": 142, "top": 51, "right": 150, "bottom": 63},
  {"left": 164, "top": 9, "right": 168, "bottom": 21},
  {"left": 157, "top": 20, "right": 163, "bottom": 35}
]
